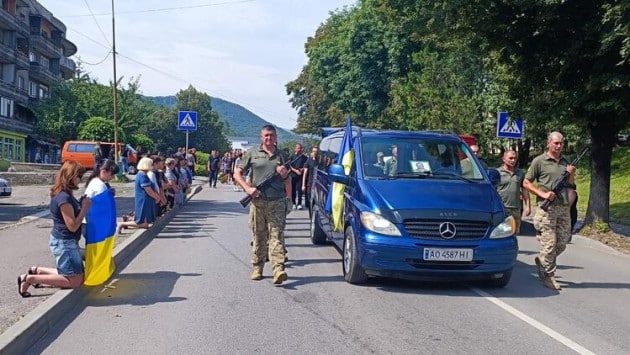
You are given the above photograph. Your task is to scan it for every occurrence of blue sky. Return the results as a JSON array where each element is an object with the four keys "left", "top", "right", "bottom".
[{"left": 38, "top": 0, "right": 356, "bottom": 130}]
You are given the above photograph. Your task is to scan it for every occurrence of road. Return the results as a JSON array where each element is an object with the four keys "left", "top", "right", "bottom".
[{"left": 17, "top": 185, "right": 630, "bottom": 354}]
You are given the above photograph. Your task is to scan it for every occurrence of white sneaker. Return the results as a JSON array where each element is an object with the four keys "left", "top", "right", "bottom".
[
  {"left": 292, "top": 204, "right": 297, "bottom": 210},
  {"left": 297, "top": 204, "right": 303, "bottom": 210}
]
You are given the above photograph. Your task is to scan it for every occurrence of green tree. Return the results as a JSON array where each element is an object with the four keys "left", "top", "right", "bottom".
[
  {"left": 77, "top": 117, "right": 124, "bottom": 142},
  {"left": 437, "top": 0, "right": 630, "bottom": 226}
]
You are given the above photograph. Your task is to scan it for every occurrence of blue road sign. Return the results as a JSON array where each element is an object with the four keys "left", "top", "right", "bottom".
[
  {"left": 178, "top": 111, "right": 198, "bottom": 131},
  {"left": 496, "top": 111, "right": 524, "bottom": 139}
]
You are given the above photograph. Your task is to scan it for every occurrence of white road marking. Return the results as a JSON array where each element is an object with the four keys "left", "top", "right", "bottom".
[{"left": 470, "top": 287, "right": 595, "bottom": 355}]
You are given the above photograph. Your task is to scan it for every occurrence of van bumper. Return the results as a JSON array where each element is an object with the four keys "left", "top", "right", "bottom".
[{"left": 358, "top": 235, "right": 517, "bottom": 282}]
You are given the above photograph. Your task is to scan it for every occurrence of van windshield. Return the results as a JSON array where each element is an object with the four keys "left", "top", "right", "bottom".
[{"left": 361, "top": 137, "right": 484, "bottom": 180}]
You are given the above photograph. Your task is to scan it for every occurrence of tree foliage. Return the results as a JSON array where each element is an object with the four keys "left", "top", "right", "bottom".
[
  {"left": 287, "top": 0, "right": 630, "bottom": 227},
  {"left": 77, "top": 117, "right": 124, "bottom": 142}
]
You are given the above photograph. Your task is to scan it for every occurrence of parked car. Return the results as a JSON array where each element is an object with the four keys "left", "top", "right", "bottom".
[
  {"left": 0, "top": 177, "right": 12, "bottom": 197},
  {"left": 309, "top": 128, "right": 517, "bottom": 287},
  {"left": 61, "top": 141, "right": 138, "bottom": 174}
]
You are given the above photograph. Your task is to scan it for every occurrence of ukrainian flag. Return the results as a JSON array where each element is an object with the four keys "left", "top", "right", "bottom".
[
  {"left": 325, "top": 117, "right": 354, "bottom": 232},
  {"left": 84, "top": 188, "right": 116, "bottom": 286}
]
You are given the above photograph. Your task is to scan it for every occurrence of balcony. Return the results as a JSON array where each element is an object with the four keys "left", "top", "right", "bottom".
[
  {"left": 0, "top": 8, "right": 20, "bottom": 28},
  {"left": 59, "top": 56, "right": 76, "bottom": 79},
  {"left": 0, "top": 42, "right": 15, "bottom": 63},
  {"left": 29, "top": 32, "right": 62, "bottom": 58},
  {"left": 29, "top": 62, "right": 60, "bottom": 84},
  {"left": 15, "top": 50, "right": 29, "bottom": 69},
  {"left": 0, "top": 115, "right": 33, "bottom": 135}
]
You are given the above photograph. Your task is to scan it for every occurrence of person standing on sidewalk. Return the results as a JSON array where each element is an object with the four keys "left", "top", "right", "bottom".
[
  {"left": 523, "top": 131, "right": 576, "bottom": 291},
  {"left": 18, "top": 160, "right": 92, "bottom": 297},
  {"left": 289, "top": 143, "right": 307, "bottom": 210},
  {"left": 234, "top": 125, "right": 291, "bottom": 285},
  {"left": 496, "top": 150, "right": 530, "bottom": 234}
]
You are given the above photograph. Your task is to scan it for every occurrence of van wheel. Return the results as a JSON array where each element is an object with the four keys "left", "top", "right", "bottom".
[
  {"left": 343, "top": 227, "right": 367, "bottom": 284},
  {"left": 310, "top": 209, "right": 327, "bottom": 245},
  {"left": 127, "top": 165, "right": 137, "bottom": 175},
  {"left": 484, "top": 270, "right": 512, "bottom": 288}
]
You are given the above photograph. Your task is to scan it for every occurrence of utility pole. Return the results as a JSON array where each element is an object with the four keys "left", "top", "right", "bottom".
[{"left": 111, "top": 0, "right": 119, "bottom": 163}]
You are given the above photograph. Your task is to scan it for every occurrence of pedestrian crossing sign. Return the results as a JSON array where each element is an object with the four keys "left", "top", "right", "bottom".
[
  {"left": 178, "top": 111, "right": 198, "bottom": 131},
  {"left": 496, "top": 111, "right": 524, "bottom": 139}
]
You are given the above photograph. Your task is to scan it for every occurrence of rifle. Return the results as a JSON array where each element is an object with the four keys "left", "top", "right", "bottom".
[
  {"left": 239, "top": 153, "right": 306, "bottom": 208},
  {"left": 540, "top": 146, "right": 589, "bottom": 211}
]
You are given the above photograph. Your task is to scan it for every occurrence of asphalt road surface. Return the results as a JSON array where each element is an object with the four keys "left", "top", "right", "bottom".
[{"left": 13, "top": 186, "right": 630, "bottom": 354}]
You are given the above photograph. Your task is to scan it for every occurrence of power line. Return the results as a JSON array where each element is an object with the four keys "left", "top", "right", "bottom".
[
  {"left": 65, "top": 0, "right": 257, "bottom": 18},
  {"left": 83, "top": 0, "right": 111, "bottom": 47}
]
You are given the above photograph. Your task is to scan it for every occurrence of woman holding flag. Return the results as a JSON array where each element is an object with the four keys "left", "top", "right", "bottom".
[
  {"left": 82, "top": 159, "right": 119, "bottom": 286},
  {"left": 18, "top": 160, "right": 92, "bottom": 297}
]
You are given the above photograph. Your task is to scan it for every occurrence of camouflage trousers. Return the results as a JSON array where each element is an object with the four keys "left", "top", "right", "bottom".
[
  {"left": 250, "top": 198, "right": 288, "bottom": 271},
  {"left": 533, "top": 204, "right": 571, "bottom": 275},
  {"left": 505, "top": 207, "right": 522, "bottom": 234}
]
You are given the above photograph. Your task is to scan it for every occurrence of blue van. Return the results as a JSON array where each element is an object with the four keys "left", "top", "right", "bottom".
[{"left": 309, "top": 127, "right": 517, "bottom": 287}]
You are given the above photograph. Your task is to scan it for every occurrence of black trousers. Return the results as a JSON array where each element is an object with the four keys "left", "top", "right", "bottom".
[{"left": 291, "top": 175, "right": 303, "bottom": 205}]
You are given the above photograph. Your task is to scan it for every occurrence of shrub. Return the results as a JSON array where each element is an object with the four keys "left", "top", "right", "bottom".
[{"left": 0, "top": 159, "right": 10, "bottom": 172}]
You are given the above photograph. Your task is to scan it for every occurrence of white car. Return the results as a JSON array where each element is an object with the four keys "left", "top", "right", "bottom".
[{"left": 0, "top": 177, "right": 12, "bottom": 197}]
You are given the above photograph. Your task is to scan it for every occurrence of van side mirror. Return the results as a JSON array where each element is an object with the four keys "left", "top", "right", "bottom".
[
  {"left": 487, "top": 168, "right": 500, "bottom": 186},
  {"left": 328, "top": 163, "right": 350, "bottom": 185}
]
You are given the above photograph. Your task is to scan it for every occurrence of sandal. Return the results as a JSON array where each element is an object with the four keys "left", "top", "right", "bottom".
[
  {"left": 17, "top": 275, "right": 31, "bottom": 298},
  {"left": 28, "top": 266, "right": 43, "bottom": 288}
]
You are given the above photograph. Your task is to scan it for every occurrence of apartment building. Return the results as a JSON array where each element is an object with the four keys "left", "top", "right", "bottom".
[{"left": 0, "top": 0, "right": 76, "bottom": 163}]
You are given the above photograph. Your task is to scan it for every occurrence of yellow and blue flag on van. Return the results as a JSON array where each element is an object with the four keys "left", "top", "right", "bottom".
[
  {"left": 84, "top": 188, "right": 116, "bottom": 286},
  {"left": 325, "top": 117, "right": 354, "bottom": 232}
]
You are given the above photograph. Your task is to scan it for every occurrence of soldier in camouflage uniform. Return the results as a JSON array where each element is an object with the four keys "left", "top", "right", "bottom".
[
  {"left": 523, "top": 132, "right": 576, "bottom": 290},
  {"left": 234, "top": 125, "right": 292, "bottom": 285}
]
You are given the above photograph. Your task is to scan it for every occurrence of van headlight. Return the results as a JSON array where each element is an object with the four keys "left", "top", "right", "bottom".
[
  {"left": 360, "top": 211, "right": 401, "bottom": 236},
  {"left": 489, "top": 216, "right": 516, "bottom": 239}
]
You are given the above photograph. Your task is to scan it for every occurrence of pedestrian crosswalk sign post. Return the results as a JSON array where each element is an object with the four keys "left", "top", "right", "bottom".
[
  {"left": 496, "top": 111, "right": 524, "bottom": 139},
  {"left": 178, "top": 111, "right": 198, "bottom": 131}
]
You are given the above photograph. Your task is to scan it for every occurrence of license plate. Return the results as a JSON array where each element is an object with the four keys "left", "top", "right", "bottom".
[{"left": 423, "top": 248, "right": 473, "bottom": 261}]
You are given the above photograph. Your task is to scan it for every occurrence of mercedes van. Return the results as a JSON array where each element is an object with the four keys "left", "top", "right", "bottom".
[{"left": 309, "top": 127, "right": 517, "bottom": 287}]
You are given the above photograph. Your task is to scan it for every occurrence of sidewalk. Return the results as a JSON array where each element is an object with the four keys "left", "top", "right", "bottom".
[{"left": 0, "top": 179, "right": 204, "bottom": 353}]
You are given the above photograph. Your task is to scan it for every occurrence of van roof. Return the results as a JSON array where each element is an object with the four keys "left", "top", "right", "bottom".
[{"left": 320, "top": 127, "right": 464, "bottom": 142}]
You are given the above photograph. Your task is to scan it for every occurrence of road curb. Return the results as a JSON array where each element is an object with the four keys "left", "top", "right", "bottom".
[{"left": 0, "top": 184, "right": 203, "bottom": 354}]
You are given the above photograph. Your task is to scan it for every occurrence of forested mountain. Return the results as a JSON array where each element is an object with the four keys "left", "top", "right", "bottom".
[{"left": 147, "top": 95, "right": 298, "bottom": 141}]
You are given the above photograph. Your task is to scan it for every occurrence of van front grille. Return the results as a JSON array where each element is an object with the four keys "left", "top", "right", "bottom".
[{"left": 403, "top": 220, "right": 489, "bottom": 240}]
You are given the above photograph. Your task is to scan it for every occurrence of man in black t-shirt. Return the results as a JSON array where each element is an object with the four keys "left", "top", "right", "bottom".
[
  {"left": 289, "top": 143, "right": 308, "bottom": 209},
  {"left": 301, "top": 146, "right": 319, "bottom": 212},
  {"left": 207, "top": 150, "right": 221, "bottom": 188}
]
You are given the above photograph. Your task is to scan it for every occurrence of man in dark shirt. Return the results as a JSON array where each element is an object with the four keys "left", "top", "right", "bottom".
[
  {"left": 207, "top": 150, "right": 221, "bottom": 188},
  {"left": 288, "top": 143, "right": 308, "bottom": 210},
  {"left": 301, "top": 146, "right": 320, "bottom": 212}
]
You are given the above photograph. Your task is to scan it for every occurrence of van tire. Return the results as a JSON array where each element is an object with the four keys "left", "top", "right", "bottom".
[
  {"left": 343, "top": 227, "right": 367, "bottom": 284},
  {"left": 127, "top": 165, "right": 137, "bottom": 175},
  {"left": 484, "top": 270, "right": 512, "bottom": 288},
  {"left": 310, "top": 210, "right": 327, "bottom": 245}
]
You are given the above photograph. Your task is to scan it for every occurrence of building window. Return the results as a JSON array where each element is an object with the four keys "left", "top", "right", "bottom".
[
  {"left": 17, "top": 76, "right": 25, "bottom": 90},
  {"left": 41, "top": 56, "right": 49, "bottom": 69},
  {"left": 29, "top": 82, "right": 37, "bottom": 97},
  {"left": 3, "top": 137, "right": 14, "bottom": 160},
  {"left": 38, "top": 86, "right": 48, "bottom": 99},
  {"left": 29, "top": 51, "right": 36, "bottom": 62},
  {"left": 0, "top": 96, "right": 14, "bottom": 118}
]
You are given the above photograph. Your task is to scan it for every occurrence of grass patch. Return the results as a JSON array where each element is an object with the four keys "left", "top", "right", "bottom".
[{"left": 575, "top": 146, "right": 630, "bottom": 224}]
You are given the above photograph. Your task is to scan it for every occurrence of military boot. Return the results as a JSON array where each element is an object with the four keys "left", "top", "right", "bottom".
[
  {"left": 273, "top": 269, "right": 288, "bottom": 285},
  {"left": 251, "top": 265, "right": 263, "bottom": 281},
  {"left": 542, "top": 274, "right": 561, "bottom": 290}
]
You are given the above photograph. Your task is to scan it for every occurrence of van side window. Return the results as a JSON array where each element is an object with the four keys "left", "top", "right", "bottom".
[
  {"left": 77, "top": 144, "right": 95, "bottom": 153},
  {"left": 69, "top": 144, "right": 77, "bottom": 152}
]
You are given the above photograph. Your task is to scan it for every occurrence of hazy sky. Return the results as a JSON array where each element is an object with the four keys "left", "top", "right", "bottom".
[{"left": 37, "top": 0, "right": 356, "bottom": 130}]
